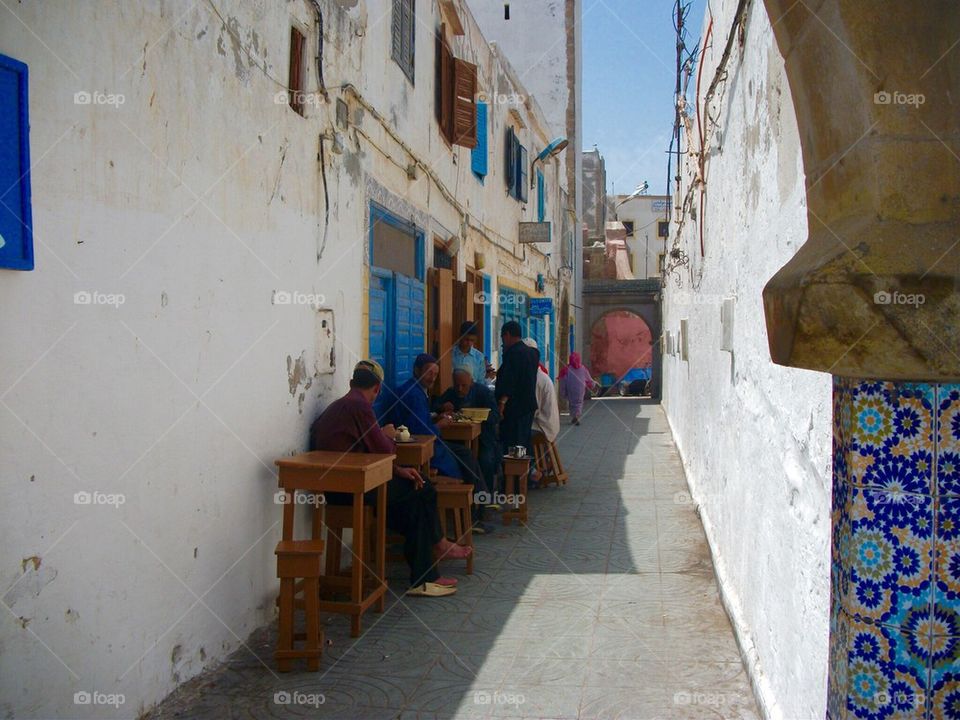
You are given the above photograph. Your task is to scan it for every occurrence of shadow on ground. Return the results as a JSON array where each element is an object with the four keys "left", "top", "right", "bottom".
[{"left": 145, "top": 397, "right": 760, "bottom": 719}]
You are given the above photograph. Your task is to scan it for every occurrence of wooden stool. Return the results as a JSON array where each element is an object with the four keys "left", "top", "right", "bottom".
[
  {"left": 275, "top": 540, "right": 324, "bottom": 672},
  {"left": 532, "top": 432, "right": 568, "bottom": 487},
  {"left": 433, "top": 479, "right": 474, "bottom": 574},
  {"left": 501, "top": 457, "right": 530, "bottom": 526},
  {"left": 316, "top": 504, "right": 382, "bottom": 635}
]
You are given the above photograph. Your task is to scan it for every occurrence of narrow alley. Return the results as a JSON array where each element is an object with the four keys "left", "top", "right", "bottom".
[{"left": 146, "top": 398, "right": 760, "bottom": 719}]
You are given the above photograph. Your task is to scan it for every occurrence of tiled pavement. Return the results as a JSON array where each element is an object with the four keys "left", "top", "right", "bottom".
[{"left": 146, "top": 398, "right": 761, "bottom": 719}]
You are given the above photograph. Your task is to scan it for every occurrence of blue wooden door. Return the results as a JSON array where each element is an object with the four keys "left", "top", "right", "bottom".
[
  {"left": 369, "top": 270, "right": 391, "bottom": 377},
  {"left": 392, "top": 273, "right": 425, "bottom": 385}
]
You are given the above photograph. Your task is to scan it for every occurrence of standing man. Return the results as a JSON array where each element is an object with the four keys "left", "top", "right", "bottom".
[
  {"left": 310, "top": 360, "right": 468, "bottom": 596},
  {"left": 452, "top": 321, "right": 487, "bottom": 384},
  {"left": 495, "top": 321, "right": 539, "bottom": 457}
]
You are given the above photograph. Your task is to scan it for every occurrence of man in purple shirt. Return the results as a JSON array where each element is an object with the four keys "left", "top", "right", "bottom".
[{"left": 310, "top": 360, "right": 470, "bottom": 596}]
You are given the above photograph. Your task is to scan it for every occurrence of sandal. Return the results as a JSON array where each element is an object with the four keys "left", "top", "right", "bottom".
[
  {"left": 436, "top": 542, "right": 473, "bottom": 560},
  {"left": 406, "top": 582, "right": 457, "bottom": 597}
]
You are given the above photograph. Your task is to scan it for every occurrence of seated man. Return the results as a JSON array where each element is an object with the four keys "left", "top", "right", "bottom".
[
  {"left": 310, "top": 360, "right": 470, "bottom": 597},
  {"left": 436, "top": 365, "right": 501, "bottom": 501},
  {"left": 523, "top": 338, "right": 560, "bottom": 443},
  {"left": 375, "top": 353, "right": 484, "bottom": 490}
]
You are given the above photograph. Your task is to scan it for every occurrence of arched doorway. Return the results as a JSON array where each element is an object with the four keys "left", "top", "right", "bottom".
[{"left": 588, "top": 309, "right": 653, "bottom": 382}]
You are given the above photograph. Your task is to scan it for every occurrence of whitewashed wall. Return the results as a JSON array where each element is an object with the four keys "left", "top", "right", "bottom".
[
  {"left": 660, "top": 1, "right": 833, "bottom": 718},
  {"left": 0, "top": 0, "right": 568, "bottom": 717}
]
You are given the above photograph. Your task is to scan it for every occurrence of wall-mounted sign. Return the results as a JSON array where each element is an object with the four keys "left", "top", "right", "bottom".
[
  {"left": 651, "top": 199, "right": 669, "bottom": 212},
  {"left": 528, "top": 298, "right": 553, "bottom": 315},
  {"left": 519, "top": 222, "right": 551, "bottom": 243}
]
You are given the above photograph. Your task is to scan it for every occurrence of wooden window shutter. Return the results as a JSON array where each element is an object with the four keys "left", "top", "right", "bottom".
[
  {"left": 393, "top": 0, "right": 415, "bottom": 83},
  {"left": 451, "top": 59, "right": 477, "bottom": 148},
  {"left": 518, "top": 144, "right": 529, "bottom": 202},
  {"left": 439, "top": 36, "right": 455, "bottom": 142},
  {"left": 288, "top": 27, "right": 305, "bottom": 115},
  {"left": 392, "top": 0, "right": 403, "bottom": 63}
]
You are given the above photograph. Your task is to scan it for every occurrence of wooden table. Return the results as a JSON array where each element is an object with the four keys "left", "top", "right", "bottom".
[
  {"left": 275, "top": 451, "right": 394, "bottom": 637},
  {"left": 394, "top": 434, "right": 435, "bottom": 476},
  {"left": 440, "top": 421, "right": 482, "bottom": 460}
]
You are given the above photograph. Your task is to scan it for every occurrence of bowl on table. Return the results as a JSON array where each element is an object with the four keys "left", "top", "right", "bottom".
[{"left": 460, "top": 407, "right": 490, "bottom": 422}]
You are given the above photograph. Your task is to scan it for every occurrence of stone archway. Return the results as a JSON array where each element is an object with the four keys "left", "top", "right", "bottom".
[{"left": 588, "top": 309, "right": 653, "bottom": 382}]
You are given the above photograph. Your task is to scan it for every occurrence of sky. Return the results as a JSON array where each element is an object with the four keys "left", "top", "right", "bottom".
[{"left": 582, "top": 0, "right": 708, "bottom": 197}]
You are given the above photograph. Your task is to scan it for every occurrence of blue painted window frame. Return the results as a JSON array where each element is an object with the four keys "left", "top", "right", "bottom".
[
  {"left": 0, "top": 54, "right": 34, "bottom": 271},
  {"left": 369, "top": 202, "right": 424, "bottom": 281},
  {"left": 471, "top": 102, "right": 488, "bottom": 182}
]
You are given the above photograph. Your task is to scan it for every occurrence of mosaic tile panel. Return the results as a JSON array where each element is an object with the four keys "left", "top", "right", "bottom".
[{"left": 830, "top": 379, "right": 960, "bottom": 720}]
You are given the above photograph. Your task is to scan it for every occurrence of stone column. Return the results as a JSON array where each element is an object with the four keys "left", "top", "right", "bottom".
[{"left": 755, "top": 1, "right": 960, "bottom": 718}]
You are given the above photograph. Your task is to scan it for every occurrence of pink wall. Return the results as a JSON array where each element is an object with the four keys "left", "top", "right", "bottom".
[{"left": 589, "top": 310, "right": 653, "bottom": 379}]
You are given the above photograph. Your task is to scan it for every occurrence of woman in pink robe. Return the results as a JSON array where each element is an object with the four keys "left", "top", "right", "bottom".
[{"left": 559, "top": 352, "right": 594, "bottom": 425}]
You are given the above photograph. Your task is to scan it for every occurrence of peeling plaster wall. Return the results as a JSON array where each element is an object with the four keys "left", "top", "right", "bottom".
[
  {"left": 660, "top": 2, "right": 832, "bottom": 718},
  {"left": 0, "top": 2, "right": 361, "bottom": 717},
  {"left": 0, "top": 1, "right": 572, "bottom": 716}
]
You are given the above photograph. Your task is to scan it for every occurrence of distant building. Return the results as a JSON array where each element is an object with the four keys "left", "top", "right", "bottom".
[
  {"left": 608, "top": 194, "right": 671, "bottom": 279},
  {"left": 466, "top": 0, "right": 583, "bottom": 356},
  {"left": 581, "top": 148, "right": 607, "bottom": 243}
]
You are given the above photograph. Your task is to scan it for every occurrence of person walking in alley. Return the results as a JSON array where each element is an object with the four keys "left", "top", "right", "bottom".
[
  {"left": 495, "top": 321, "right": 539, "bottom": 456},
  {"left": 559, "top": 352, "right": 594, "bottom": 425},
  {"left": 310, "top": 360, "right": 469, "bottom": 597},
  {"left": 451, "top": 321, "right": 487, "bottom": 384}
]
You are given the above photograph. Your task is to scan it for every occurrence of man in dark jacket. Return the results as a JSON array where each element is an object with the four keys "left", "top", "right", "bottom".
[{"left": 495, "top": 320, "right": 539, "bottom": 456}]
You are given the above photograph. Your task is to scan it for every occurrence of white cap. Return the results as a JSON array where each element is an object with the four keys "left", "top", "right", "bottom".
[{"left": 523, "top": 337, "right": 538, "bottom": 350}]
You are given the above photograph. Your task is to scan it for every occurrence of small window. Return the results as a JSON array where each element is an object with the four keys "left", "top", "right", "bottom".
[
  {"left": 287, "top": 27, "right": 306, "bottom": 115},
  {"left": 504, "top": 3, "right": 510, "bottom": 20},
  {"left": 622, "top": 220, "right": 634, "bottom": 237},
  {"left": 433, "top": 241, "right": 453, "bottom": 270},
  {"left": 0, "top": 54, "right": 33, "bottom": 270},
  {"left": 505, "top": 128, "right": 527, "bottom": 202},
  {"left": 471, "top": 102, "right": 488, "bottom": 180},
  {"left": 392, "top": 0, "right": 416, "bottom": 83},
  {"left": 658, "top": 220, "right": 670, "bottom": 237}
]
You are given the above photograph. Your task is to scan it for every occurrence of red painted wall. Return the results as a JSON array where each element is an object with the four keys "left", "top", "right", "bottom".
[{"left": 589, "top": 311, "right": 653, "bottom": 379}]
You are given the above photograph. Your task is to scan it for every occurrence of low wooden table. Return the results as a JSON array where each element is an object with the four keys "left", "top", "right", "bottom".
[
  {"left": 275, "top": 451, "right": 394, "bottom": 637},
  {"left": 440, "top": 421, "right": 482, "bottom": 460},
  {"left": 502, "top": 455, "right": 531, "bottom": 526},
  {"left": 394, "top": 434, "right": 435, "bottom": 476}
]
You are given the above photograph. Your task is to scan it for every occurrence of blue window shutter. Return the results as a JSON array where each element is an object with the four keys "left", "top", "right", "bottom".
[
  {"left": 471, "top": 102, "right": 488, "bottom": 179},
  {"left": 505, "top": 127, "right": 515, "bottom": 194},
  {"left": 369, "top": 272, "right": 390, "bottom": 380},
  {"left": 518, "top": 144, "right": 528, "bottom": 203},
  {"left": 0, "top": 54, "right": 33, "bottom": 271},
  {"left": 537, "top": 169, "right": 545, "bottom": 222},
  {"left": 393, "top": 273, "right": 425, "bottom": 385}
]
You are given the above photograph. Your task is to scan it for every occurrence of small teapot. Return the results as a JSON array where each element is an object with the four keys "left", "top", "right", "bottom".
[{"left": 397, "top": 425, "right": 411, "bottom": 442}]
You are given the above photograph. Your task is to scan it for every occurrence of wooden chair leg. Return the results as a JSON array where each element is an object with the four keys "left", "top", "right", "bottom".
[
  {"left": 303, "top": 577, "right": 321, "bottom": 672},
  {"left": 277, "top": 577, "right": 294, "bottom": 672}
]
